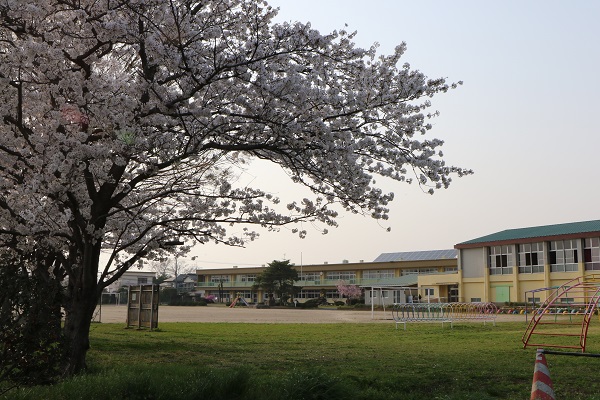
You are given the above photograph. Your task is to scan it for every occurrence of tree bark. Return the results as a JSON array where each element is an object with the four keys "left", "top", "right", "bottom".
[
  {"left": 61, "top": 242, "right": 102, "bottom": 377},
  {"left": 61, "top": 293, "right": 97, "bottom": 377}
]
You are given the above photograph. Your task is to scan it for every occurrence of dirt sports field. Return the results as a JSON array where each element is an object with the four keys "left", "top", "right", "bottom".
[{"left": 94, "top": 304, "right": 526, "bottom": 324}]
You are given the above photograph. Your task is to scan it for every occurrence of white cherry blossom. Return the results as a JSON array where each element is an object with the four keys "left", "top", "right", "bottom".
[{"left": 0, "top": 0, "right": 470, "bottom": 375}]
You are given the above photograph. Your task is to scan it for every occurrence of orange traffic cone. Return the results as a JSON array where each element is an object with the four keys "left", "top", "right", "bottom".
[{"left": 531, "top": 349, "right": 556, "bottom": 400}]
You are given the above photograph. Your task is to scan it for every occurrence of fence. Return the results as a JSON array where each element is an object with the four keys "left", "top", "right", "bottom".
[{"left": 391, "top": 302, "right": 497, "bottom": 330}]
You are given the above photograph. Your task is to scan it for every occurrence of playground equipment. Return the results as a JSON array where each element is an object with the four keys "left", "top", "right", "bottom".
[
  {"left": 391, "top": 302, "right": 497, "bottom": 330},
  {"left": 522, "top": 275, "right": 600, "bottom": 352},
  {"left": 229, "top": 294, "right": 250, "bottom": 308}
]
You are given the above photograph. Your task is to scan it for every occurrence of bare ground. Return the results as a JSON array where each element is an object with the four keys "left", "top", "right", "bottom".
[{"left": 94, "top": 304, "right": 527, "bottom": 325}]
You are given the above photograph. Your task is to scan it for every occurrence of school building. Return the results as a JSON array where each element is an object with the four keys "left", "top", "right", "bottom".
[
  {"left": 455, "top": 219, "right": 600, "bottom": 304},
  {"left": 195, "top": 249, "right": 459, "bottom": 305},
  {"left": 194, "top": 220, "right": 600, "bottom": 305}
]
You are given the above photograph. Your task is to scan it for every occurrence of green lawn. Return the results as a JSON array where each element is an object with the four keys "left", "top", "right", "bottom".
[{"left": 5, "top": 321, "right": 600, "bottom": 399}]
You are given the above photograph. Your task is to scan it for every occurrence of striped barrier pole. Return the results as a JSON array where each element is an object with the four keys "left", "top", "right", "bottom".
[{"left": 531, "top": 349, "right": 556, "bottom": 400}]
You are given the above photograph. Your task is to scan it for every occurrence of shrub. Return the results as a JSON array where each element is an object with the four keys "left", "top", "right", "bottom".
[
  {"left": 348, "top": 298, "right": 364, "bottom": 306},
  {"left": 160, "top": 288, "right": 178, "bottom": 304},
  {"left": 168, "top": 300, "right": 207, "bottom": 306},
  {"left": 0, "top": 254, "right": 64, "bottom": 395},
  {"left": 300, "top": 299, "right": 321, "bottom": 309}
]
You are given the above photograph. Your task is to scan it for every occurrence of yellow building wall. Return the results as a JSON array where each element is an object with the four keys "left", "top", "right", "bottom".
[
  {"left": 549, "top": 272, "right": 580, "bottom": 288},
  {"left": 417, "top": 273, "right": 459, "bottom": 287},
  {"left": 518, "top": 275, "right": 547, "bottom": 302},
  {"left": 461, "top": 279, "right": 486, "bottom": 302},
  {"left": 417, "top": 272, "right": 460, "bottom": 302}
]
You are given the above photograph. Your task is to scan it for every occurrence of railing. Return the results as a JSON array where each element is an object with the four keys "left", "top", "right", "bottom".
[
  {"left": 391, "top": 302, "right": 497, "bottom": 330},
  {"left": 195, "top": 272, "right": 459, "bottom": 289},
  {"left": 196, "top": 281, "right": 254, "bottom": 288}
]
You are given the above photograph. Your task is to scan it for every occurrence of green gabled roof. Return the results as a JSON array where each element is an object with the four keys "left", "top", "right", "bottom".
[{"left": 456, "top": 220, "right": 600, "bottom": 247}]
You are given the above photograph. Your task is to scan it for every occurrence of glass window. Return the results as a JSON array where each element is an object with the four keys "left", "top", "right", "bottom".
[
  {"left": 298, "top": 290, "right": 321, "bottom": 299},
  {"left": 550, "top": 240, "right": 579, "bottom": 272},
  {"left": 400, "top": 268, "right": 439, "bottom": 276},
  {"left": 401, "top": 269, "right": 419, "bottom": 276},
  {"left": 584, "top": 238, "right": 600, "bottom": 271},
  {"left": 210, "top": 275, "right": 230, "bottom": 283},
  {"left": 420, "top": 268, "right": 439, "bottom": 275},
  {"left": 363, "top": 270, "right": 394, "bottom": 280},
  {"left": 488, "top": 246, "right": 513, "bottom": 275},
  {"left": 299, "top": 272, "right": 321, "bottom": 281},
  {"left": 240, "top": 274, "right": 256, "bottom": 282},
  {"left": 326, "top": 271, "right": 356, "bottom": 281},
  {"left": 518, "top": 242, "right": 544, "bottom": 274}
]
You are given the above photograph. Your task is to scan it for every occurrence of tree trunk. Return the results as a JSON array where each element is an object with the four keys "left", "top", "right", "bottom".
[
  {"left": 61, "top": 290, "right": 98, "bottom": 377},
  {"left": 61, "top": 242, "right": 102, "bottom": 377}
]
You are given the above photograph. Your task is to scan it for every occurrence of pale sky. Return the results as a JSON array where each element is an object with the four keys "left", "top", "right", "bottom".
[{"left": 188, "top": 0, "right": 600, "bottom": 269}]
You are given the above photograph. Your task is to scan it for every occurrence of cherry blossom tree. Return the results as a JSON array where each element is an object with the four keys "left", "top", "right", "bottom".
[
  {"left": 0, "top": 0, "right": 471, "bottom": 376},
  {"left": 336, "top": 280, "right": 363, "bottom": 304}
]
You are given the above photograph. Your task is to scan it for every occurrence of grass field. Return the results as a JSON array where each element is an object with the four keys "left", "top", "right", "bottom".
[{"left": 5, "top": 321, "right": 600, "bottom": 399}]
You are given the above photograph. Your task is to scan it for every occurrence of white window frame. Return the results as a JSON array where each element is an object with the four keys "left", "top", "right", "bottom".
[{"left": 489, "top": 245, "right": 513, "bottom": 275}]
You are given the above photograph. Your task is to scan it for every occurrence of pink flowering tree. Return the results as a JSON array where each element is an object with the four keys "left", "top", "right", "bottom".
[
  {"left": 0, "top": 0, "right": 470, "bottom": 376},
  {"left": 336, "top": 280, "right": 363, "bottom": 304}
]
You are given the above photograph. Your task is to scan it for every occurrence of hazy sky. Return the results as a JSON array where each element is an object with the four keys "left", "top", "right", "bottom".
[{"left": 189, "top": 0, "right": 600, "bottom": 270}]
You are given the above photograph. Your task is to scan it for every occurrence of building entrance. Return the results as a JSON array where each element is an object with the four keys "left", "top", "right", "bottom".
[{"left": 448, "top": 285, "right": 459, "bottom": 302}]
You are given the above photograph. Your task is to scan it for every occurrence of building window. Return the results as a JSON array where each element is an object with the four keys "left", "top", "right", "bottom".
[
  {"left": 240, "top": 274, "right": 256, "bottom": 282},
  {"left": 444, "top": 267, "right": 458, "bottom": 273},
  {"left": 210, "top": 275, "right": 230, "bottom": 283},
  {"left": 420, "top": 268, "right": 439, "bottom": 275},
  {"left": 471, "top": 298, "right": 482, "bottom": 302},
  {"left": 400, "top": 268, "right": 439, "bottom": 276},
  {"left": 424, "top": 288, "right": 434, "bottom": 296},
  {"left": 488, "top": 246, "right": 513, "bottom": 275},
  {"left": 518, "top": 242, "right": 544, "bottom": 273},
  {"left": 326, "top": 271, "right": 356, "bottom": 281},
  {"left": 298, "top": 290, "right": 321, "bottom": 299},
  {"left": 584, "top": 238, "right": 600, "bottom": 271},
  {"left": 299, "top": 272, "right": 321, "bottom": 282},
  {"left": 401, "top": 269, "right": 419, "bottom": 276},
  {"left": 363, "top": 270, "right": 394, "bottom": 280},
  {"left": 549, "top": 240, "right": 579, "bottom": 272},
  {"left": 137, "top": 277, "right": 148, "bottom": 284}
]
